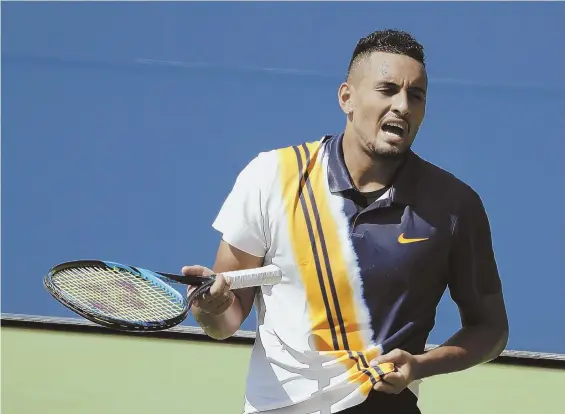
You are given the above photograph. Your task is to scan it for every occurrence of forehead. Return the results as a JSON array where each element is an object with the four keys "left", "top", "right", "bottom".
[{"left": 360, "top": 51, "right": 427, "bottom": 87}]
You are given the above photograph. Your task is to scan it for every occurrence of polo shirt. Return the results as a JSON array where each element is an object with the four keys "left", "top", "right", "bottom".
[{"left": 212, "top": 133, "right": 502, "bottom": 414}]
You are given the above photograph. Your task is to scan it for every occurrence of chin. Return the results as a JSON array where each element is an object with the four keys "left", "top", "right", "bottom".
[{"left": 370, "top": 143, "right": 410, "bottom": 160}]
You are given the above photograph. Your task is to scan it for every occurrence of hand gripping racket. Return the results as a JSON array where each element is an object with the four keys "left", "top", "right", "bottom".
[{"left": 43, "top": 260, "right": 282, "bottom": 332}]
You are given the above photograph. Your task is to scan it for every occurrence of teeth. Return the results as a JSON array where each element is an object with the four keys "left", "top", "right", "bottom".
[
  {"left": 383, "top": 122, "right": 405, "bottom": 137},
  {"left": 384, "top": 130, "right": 402, "bottom": 137},
  {"left": 384, "top": 123, "right": 404, "bottom": 131}
]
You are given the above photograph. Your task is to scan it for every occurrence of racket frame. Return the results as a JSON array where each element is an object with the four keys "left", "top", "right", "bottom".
[{"left": 43, "top": 260, "right": 213, "bottom": 332}]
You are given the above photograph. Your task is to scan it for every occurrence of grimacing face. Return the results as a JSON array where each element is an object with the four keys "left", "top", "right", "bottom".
[{"left": 339, "top": 51, "right": 428, "bottom": 159}]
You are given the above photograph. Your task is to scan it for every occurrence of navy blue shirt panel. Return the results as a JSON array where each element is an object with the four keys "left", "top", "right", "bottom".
[{"left": 324, "top": 133, "right": 502, "bottom": 355}]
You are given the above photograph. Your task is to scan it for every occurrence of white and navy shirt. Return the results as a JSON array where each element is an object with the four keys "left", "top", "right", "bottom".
[{"left": 212, "top": 133, "right": 502, "bottom": 414}]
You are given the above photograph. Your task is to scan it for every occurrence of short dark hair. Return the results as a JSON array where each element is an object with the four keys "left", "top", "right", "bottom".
[{"left": 347, "top": 29, "right": 426, "bottom": 77}]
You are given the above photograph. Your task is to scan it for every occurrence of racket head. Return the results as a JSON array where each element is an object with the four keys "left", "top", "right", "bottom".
[{"left": 43, "top": 260, "right": 207, "bottom": 332}]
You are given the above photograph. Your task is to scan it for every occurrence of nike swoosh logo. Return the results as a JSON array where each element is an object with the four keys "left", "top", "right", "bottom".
[{"left": 398, "top": 233, "right": 429, "bottom": 244}]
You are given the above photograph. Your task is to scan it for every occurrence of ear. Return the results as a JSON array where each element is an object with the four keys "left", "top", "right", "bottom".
[{"left": 338, "top": 82, "right": 354, "bottom": 116}]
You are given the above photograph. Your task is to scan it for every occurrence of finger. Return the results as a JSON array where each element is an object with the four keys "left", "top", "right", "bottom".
[
  {"left": 190, "top": 283, "right": 226, "bottom": 305},
  {"left": 198, "top": 292, "right": 235, "bottom": 315},
  {"left": 372, "top": 381, "right": 398, "bottom": 394},
  {"left": 371, "top": 349, "right": 403, "bottom": 366},
  {"left": 211, "top": 292, "right": 235, "bottom": 314},
  {"left": 181, "top": 265, "right": 214, "bottom": 277},
  {"left": 370, "top": 362, "right": 397, "bottom": 376},
  {"left": 186, "top": 284, "right": 198, "bottom": 296},
  {"left": 209, "top": 293, "right": 234, "bottom": 309},
  {"left": 190, "top": 285, "right": 230, "bottom": 305},
  {"left": 209, "top": 274, "right": 230, "bottom": 297},
  {"left": 381, "top": 371, "right": 405, "bottom": 387},
  {"left": 202, "top": 291, "right": 232, "bottom": 306}
]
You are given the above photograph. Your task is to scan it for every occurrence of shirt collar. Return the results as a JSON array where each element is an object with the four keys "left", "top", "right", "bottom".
[{"left": 326, "top": 132, "right": 420, "bottom": 205}]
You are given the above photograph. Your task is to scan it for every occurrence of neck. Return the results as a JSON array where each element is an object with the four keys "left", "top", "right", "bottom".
[{"left": 342, "top": 130, "right": 404, "bottom": 193}]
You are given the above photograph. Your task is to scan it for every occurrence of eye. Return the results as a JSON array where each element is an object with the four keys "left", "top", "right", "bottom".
[
  {"left": 377, "top": 86, "right": 397, "bottom": 96},
  {"left": 410, "top": 91, "right": 426, "bottom": 102}
]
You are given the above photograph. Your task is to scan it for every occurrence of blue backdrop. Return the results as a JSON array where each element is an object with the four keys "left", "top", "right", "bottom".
[{"left": 2, "top": 2, "right": 564, "bottom": 354}]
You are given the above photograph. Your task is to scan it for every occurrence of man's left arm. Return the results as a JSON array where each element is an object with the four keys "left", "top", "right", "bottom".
[
  {"left": 372, "top": 190, "right": 509, "bottom": 391},
  {"left": 411, "top": 291, "right": 508, "bottom": 381}
]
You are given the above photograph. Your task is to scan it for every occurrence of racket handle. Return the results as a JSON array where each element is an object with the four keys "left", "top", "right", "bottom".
[{"left": 223, "top": 264, "right": 283, "bottom": 290}]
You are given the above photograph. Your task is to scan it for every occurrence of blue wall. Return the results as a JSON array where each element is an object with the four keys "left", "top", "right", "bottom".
[{"left": 2, "top": 2, "right": 564, "bottom": 353}]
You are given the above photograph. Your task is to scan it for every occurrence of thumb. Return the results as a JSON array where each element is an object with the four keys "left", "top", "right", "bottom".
[{"left": 370, "top": 349, "right": 402, "bottom": 366}]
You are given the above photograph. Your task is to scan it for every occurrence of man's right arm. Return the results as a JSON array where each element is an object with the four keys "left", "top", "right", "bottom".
[
  {"left": 186, "top": 152, "right": 272, "bottom": 340},
  {"left": 183, "top": 240, "right": 264, "bottom": 340}
]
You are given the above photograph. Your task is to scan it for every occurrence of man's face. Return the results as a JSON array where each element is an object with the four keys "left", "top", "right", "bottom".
[{"left": 339, "top": 52, "right": 428, "bottom": 159}]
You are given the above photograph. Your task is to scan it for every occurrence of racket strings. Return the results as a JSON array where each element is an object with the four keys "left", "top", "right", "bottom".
[{"left": 52, "top": 267, "right": 185, "bottom": 322}]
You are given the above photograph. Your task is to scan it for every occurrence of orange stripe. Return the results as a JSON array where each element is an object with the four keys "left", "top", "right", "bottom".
[
  {"left": 301, "top": 141, "right": 364, "bottom": 351},
  {"left": 279, "top": 144, "right": 336, "bottom": 351},
  {"left": 278, "top": 141, "right": 393, "bottom": 392}
]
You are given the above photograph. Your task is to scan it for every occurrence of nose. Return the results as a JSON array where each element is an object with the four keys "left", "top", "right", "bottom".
[{"left": 390, "top": 90, "right": 410, "bottom": 116}]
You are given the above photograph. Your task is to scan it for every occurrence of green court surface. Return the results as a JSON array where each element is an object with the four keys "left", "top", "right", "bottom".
[{"left": 2, "top": 327, "right": 563, "bottom": 414}]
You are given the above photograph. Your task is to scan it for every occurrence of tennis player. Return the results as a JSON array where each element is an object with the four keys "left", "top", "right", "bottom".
[{"left": 183, "top": 29, "right": 509, "bottom": 414}]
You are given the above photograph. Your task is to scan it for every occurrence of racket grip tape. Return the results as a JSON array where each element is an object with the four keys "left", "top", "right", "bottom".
[{"left": 222, "top": 264, "right": 282, "bottom": 290}]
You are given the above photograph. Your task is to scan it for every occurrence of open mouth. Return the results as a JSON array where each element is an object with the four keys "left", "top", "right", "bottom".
[{"left": 381, "top": 122, "right": 407, "bottom": 139}]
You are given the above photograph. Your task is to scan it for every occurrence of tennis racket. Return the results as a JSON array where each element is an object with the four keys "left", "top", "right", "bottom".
[{"left": 43, "top": 259, "right": 282, "bottom": 332}]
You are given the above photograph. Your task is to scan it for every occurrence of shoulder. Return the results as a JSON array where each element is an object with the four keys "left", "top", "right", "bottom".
[
  {"left": 413, "top": 154, "right": 486, "bottom": 214},
  {"left": 242, "top": 136, "right": 329, "bottom": 182},
  {"left": 232, "top": 149, "right": 279, "bottom": 186},
  {"left": 270, "top": 136, "right": 329, "bottom": 159}
]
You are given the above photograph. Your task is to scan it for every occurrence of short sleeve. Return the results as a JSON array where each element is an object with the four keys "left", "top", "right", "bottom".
[
  {"left": 448, "top": 189, "right": 502, "bottom": 310},
  {"left": 212, "top": 153, "right": 270, "bottom": 258}
]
